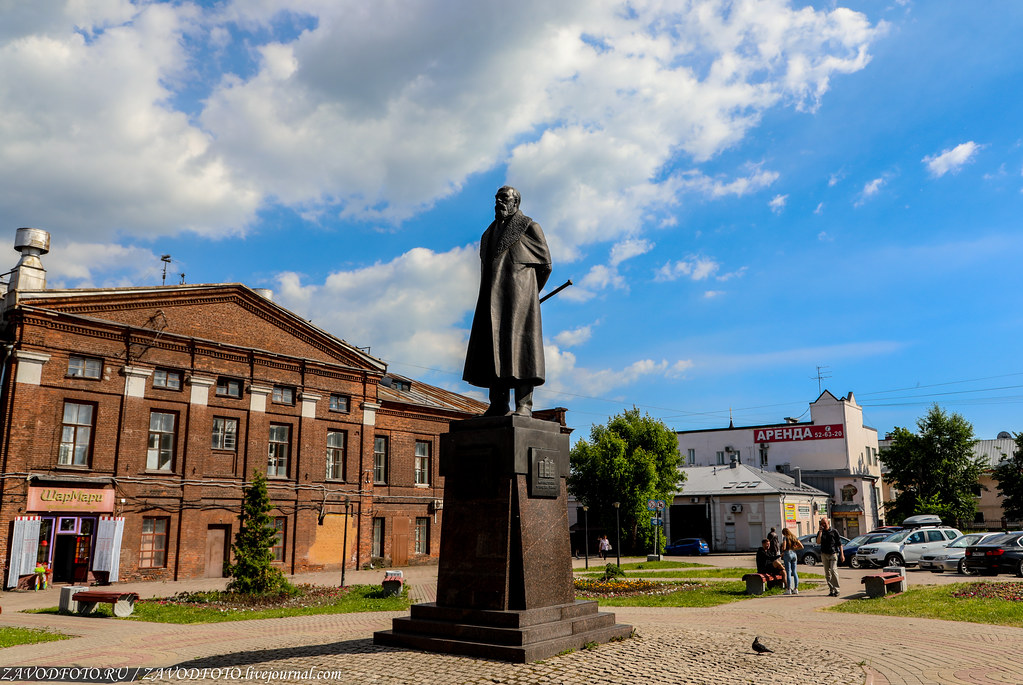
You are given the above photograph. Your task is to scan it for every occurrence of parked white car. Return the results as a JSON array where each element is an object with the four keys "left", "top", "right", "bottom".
[
  {"left": 918, "top": 532, "right": 1001, "bottom": 575},
  {"left": 854, "top": 527, "right": 962, "bottom": 568}
]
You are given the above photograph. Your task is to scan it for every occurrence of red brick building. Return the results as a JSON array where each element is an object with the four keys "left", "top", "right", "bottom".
[{"left": 1, "top": 229, "right": 494, "bottom": 587}]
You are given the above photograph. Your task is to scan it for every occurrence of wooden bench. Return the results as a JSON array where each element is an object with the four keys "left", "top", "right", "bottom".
[
  {"left": 73, "top": 591, "right": 140, "bottom": 617},
  {"left": 742, "top": 573, "right": 785, "bottom": 595},
  {"left": 860, "top": 572, "right": 905, "bottom": 598}
]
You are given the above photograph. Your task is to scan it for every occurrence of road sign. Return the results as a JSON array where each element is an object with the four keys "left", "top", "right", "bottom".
[
  {"left": 647, "top": 499, "right": 666, "bottom": 512},
  {"left": 649, "top": 517, "right": 663, "bottom": 526}
]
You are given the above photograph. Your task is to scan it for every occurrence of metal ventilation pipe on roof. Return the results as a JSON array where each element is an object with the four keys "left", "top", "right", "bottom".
[{"left": 9, "top": 227, "right": 50, "bottom": 293}]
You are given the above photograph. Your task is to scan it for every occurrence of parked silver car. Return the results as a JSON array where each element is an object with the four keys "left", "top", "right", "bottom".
[
  {"left": 855, "top": 526, "right": 962, "bottom": 568},
  {"left": 918, "top": 532, "right": 1000, "bottom": 575}
]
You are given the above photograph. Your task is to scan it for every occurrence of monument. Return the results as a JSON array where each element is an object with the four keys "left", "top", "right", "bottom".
[{"left": 374, "top": 187, "right": 631, "bottom": 662}]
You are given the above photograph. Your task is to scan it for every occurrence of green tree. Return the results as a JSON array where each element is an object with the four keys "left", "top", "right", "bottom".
[
  {"left": 225, "top": 470, "right": 294, "bottom": 595},
  {"left": 879, "top": 405, "right": 984, "bottom": 526},
  {"left": 992, "top": 433, "right": 1023, "bottom": 521},
  {"left": 568, "top": 408, "right": 683, "bottom": 554}
]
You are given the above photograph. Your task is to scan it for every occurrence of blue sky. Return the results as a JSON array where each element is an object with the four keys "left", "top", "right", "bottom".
[{"left": 2, "top": 0, "right": 1022, "bottom": 440}]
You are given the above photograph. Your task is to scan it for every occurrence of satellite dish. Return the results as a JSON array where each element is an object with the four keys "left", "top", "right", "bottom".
[{"left": 997, "top": 431, "right": 1012, "bottom": 440}]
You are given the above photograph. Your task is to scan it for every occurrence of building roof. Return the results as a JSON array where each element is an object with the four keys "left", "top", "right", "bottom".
[
  {"left": 11, "top": 282, "right": 489, "bottom": 417},
  {"left": 378, "top": 371, "right": 487, "bottom": 415},
  {"left": 878, "top": 437, "right": 1015, "bottom": 471},
  {"left": 679, "top": 463, "right": 830, "bottom": 497}
]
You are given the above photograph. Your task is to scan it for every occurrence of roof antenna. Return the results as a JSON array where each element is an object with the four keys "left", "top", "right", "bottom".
[
  {"left": 160, "top": 255, "right": 172, "bottom": 286},
  {"left": 811, "top": 365, "right": 831, "bottom": 394}
]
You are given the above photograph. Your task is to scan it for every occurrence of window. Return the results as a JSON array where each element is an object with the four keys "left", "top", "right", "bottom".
[
  {"left": 153, "top": 369, "right": 182, "bottom": 390},
  {"left": 140, "top": 517, "right": 168, "bottom": 568},
  {"left": 326, "top": 430, "right": 346, "bottom": 480},
  {"left": 414, "top": 440, "right": 431, "bottom": 485},
  {"left": 392, "top": 379, "right": 411, "bottom": 392},
  {"left": 211, "top": 417, "right": 238, "bottom": 451},
  {"left": 687, "top": 448, "right": 696, "bottom": 466},
  {"left": 716, "top": 451, "right": 726, "bottom": 465},
  {"left": 372, "top": 518, "right": 385, "bottom": 557},
  {"left": 59, "top": 402, "right": 94, "bottom": 466},
  {"left": 841, "top": 485, "right": 857, "bottom": 503},
  {"left": 268, "top": 424, "right": 291, "bottom": 477},
  {"left": 271, "top": 517, "right": 286, "bottom": 562},
  {"left": 68, "top": 355, "right": 102, "bottom": 379},
  {"left": 373, "top": 436, "right": 388, "bottom": 484},
  {"left": 329, "top": 394, "right": 350, "bottom": 413},
  {"left": 415, "top": 517, "right": 430, "bottom": 554},
  {"left": 272, "top": 385, "right": 294, "bottom": 405},
  {"left": 216, "top": 377, "right": 242, "bottom": 398},
  {"left": 907, "top": 531, "right": 924, "bottom": 544},
  {"left": 147, "top": 411, "right": 176, "bottom": 471},
  {"left": 926, "top": 530, "right": 945, "bottom": 543}
]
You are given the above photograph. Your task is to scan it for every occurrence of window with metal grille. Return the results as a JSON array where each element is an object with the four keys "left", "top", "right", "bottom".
[
  {"left": 415, "top": 517, "right": 429, "bottom": 555},
  {"left": 140, "top": 517, "right": 168, "bottom": 568},
  {"left": 272, "top": 517, "right": 286, "bottom": 562},
  {"left": 372, "top": 518, "right": 384, "bottom": 557}
]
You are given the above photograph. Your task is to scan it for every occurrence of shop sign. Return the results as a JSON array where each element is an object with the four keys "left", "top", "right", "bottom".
[
  {"left": 753, "top": 423, "right": 844, "bottom": 443},
  {"left": 785, "top": 503, "right": 797, "bottom": 521},
  {"left": 27, "top": 486, "right": 114, "bottom": 512}
]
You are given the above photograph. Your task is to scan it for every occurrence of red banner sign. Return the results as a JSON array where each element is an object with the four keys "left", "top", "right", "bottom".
[{"left": 753, "top": 424, "right": 844, "bottom": 443}]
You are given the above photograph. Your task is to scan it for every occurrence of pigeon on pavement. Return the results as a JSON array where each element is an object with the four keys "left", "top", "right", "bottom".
[{"left": 752, "top": 636, "right": 773, "bottom": 654}]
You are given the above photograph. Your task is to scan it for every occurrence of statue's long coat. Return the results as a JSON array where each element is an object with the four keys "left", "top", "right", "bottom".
[{"left": 463, "top": 210, "right": 552, "bottom": 388}]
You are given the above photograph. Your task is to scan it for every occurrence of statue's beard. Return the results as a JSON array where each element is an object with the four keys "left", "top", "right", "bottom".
[{"left": 496, "top": 205, "right": 516, "bottom": 220}]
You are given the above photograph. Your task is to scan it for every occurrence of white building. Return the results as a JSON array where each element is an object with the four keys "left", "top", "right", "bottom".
[
  {"left": 676, "top": 391, "right": 885, "bottom": 538},
  {"left": 673, "top": 462, "right": 831, "bottom": 552}
]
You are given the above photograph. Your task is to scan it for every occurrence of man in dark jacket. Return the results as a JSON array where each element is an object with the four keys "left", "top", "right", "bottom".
[{"left": 463, "top": 186, "right": 552, "bottom": 417}]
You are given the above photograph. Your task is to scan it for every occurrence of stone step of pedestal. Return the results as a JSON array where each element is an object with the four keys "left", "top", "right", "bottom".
[
  {"left": 391, "top": 609, "right": 619, "bottom": 647},
  {"left": 374, "top": 621, "right": 634, "bottom": 664},
  {"left": 408, "top": 599, "right": 599, "bottom": 628}
]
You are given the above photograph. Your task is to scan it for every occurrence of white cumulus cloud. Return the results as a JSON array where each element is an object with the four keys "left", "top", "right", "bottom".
[{"left": 923, "top": 141, "right": 982, "bottom": 178}]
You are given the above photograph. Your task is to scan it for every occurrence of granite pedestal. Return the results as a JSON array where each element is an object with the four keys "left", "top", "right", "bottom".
[{"left": 374, "top": 415, "right": 631, "bottom": 662}]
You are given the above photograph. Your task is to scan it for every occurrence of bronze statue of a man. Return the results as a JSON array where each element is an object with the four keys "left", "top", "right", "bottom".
[{"left": 463, "top": 186, "right": 552, "bottom": 417}]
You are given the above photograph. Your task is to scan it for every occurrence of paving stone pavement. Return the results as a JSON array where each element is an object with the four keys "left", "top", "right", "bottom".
[{"left": 2, "top": 558, "right": 1021, "bottom": 685}]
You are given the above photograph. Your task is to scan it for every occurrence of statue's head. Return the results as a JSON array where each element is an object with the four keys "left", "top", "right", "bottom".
[{"left": 495, "top": 186, "right": 520, "bottom": 219}]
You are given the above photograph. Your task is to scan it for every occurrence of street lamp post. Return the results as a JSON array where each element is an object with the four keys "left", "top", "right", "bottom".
[
  {"left": 340, "top": 496, "right": 351, "bottom": 587},
  {"left": 612, "top": 501, "right": 621, "bottom": 567},
  {"left": 582, "top": 505, "right": 589, "bottom": 570}
]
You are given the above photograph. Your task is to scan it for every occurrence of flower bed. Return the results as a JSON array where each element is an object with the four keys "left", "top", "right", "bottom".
[
  {"left": 145, "top": 584, "right": 376, "bottom": 612},
  {"left": 951, "top": 582, "right": 1023, "bottom": 602},
  {"left": 574, "top": 578, "right": 703, "bottom": 598}
]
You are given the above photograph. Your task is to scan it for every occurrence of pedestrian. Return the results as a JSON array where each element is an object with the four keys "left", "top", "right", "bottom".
[
  {"left": 598, "top": 535, "right": 611, "bottom": 560},
  {"left": 781, "top": 528, "right": 803, "bottom": 595},
  {"left": 769, "top": 527, "right": 785, "bottom": 588},
  {"left": 816, "top": 516, "right": 844, "bottom": 596},
  {"left": 755, "top": 539, "right": 773, "bottom": 574}
]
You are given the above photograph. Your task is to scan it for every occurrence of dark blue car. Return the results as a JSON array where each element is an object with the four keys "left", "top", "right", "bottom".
[{"left": 666, "top": 538, "right": 710, "bottom": 555}]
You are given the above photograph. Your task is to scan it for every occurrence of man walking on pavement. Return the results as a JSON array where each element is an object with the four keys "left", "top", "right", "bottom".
[{"left": 816, "top": 516, "right": 844, "bottom": 596}]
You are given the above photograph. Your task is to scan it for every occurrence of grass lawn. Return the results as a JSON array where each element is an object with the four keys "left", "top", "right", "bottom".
[
  {"left": 575, "top": 579, "right": 822, "bottom": 607},
  {"left": 28, "top": 584, "right": 410, "bottom": 624},
  {"left": 603, "top": 560, "right": 711, "bottom": 571},
  {"left": 829, "top": 582, "right": 1023, "bottom": 628},
  {"left": 0, "top": 626, "right": 72, "bottom": 648},
  {"left": 582, "top": 567, "right": 826, "bottom": 580}
]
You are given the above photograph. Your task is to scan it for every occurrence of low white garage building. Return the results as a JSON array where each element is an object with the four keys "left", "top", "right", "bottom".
[{"left": 672, "top": 461, "right": 831, "bottom": 552}]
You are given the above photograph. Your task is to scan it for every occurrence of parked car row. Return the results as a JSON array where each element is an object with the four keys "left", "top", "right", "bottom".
[
  {"left": 963, "top": 532, "right": 1023, "bottom": 576},
  {"left": 854, "top": 526, "right": 963, "bottom": 568},
  {"left": 919, "top": 532, "right": 1001, "bottom": 575},
  {"left": 665, "top": 538, "right": 710, "bottom": 556}
]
